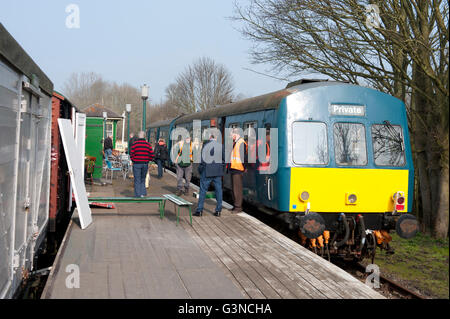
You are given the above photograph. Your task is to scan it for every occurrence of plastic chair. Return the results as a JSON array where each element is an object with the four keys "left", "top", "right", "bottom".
[
  {"left": 120, "top": 154, "right": 131, "bottom": 180},
  {"left": 104, "top": 158, "right": 121, "bottom": 181}
]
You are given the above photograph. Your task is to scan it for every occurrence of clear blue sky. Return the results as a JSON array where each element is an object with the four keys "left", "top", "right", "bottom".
[{"left": 0, "top": 0, "right": 288, "bottom": 103}]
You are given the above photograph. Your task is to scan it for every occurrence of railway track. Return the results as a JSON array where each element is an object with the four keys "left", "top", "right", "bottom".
[{"left": 335, "top": 261, "right": 427, "bottom": 299}]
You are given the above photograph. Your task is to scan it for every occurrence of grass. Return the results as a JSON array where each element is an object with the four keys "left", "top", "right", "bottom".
[{"left": 372, "top": 232, "right": 449, "bottom": 299}]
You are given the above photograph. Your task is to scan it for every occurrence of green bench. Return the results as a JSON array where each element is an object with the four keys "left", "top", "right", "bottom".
[
  {"left": 193, "top": 191, "right": 216, "bottom": 199},
  {"left": 163, "top": 194, "right": 193, "bottom": 226},
  {"left": 87, "top": 197, "right": 166, "bottom": 218}
]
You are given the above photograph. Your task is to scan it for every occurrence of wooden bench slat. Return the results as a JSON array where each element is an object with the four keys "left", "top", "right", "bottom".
[
  {"left": 162, "top": 194, "right": 193, "bottom": 226},
  {"left": 163, "top": 194, "right": 192, "bottom": 206},
  {"left": 88, "top": 197, "right": 165, "bottom": 202}
]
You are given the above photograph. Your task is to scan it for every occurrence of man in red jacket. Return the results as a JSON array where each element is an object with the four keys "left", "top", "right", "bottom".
[{"left": 130, "top": 131, "right": 154, "bottom": 197}]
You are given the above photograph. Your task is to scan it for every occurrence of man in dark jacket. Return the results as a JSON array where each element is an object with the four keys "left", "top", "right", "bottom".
[
  {"left": 130, "top": 131, "right": 154, "bottom": 197},
  {"left": 104, "top": 135, "right": 113, "bottom": 158},
  {"left": 154, "top": 138, "right": 169, "bottom": 178},
  {"left": 128, "top": 133, "right": 138, "bottom": 154},
  {"left": 194, "top": 135, "right": 224, "bottom": 217}
]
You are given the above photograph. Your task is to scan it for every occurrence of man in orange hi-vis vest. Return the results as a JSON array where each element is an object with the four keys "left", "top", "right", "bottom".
[{"left": 229, "top": 128, "right": 248, "bottom": 213}]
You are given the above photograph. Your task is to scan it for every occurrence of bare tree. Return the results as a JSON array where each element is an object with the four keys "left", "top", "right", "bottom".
[
  {"left": 62, "top": 72, "right": 145, "bottom": 134},
  {"left": 166, "top": 57, "right": 235, "bottom": 113},
  {"left": 62, "top": 72, "right": 110, "bottom": 108},
  {"left": 233, "top": 0, "right": 449, "bottom": 238}
]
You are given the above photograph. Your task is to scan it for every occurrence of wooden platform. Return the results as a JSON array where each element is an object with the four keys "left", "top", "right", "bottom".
[{"left": 42, "top": 169, "right": 383, "bottom": 299}]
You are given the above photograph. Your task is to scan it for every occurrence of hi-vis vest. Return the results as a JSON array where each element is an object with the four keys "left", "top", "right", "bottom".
[
  {"left": 230, "top": 138, "right": 247, "bottom": 171},
  {"left": 176, "top": 141, "right": 193, "bottom": 163}
]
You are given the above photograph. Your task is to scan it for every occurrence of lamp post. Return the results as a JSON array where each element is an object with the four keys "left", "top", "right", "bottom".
[
  {"left": 102, "top": 111, "right": 107, "bottom": 141},
  {"left": 141, "top": 84, "right": 149, "bottom": 132},
  {"left": 126, "top": 104, "right": 131, "bottom": 142}
]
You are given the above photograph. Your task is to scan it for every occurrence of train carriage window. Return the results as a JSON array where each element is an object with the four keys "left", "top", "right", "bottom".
[
  {"left": 371, "top": 123, "right": 406, "bottom": 166},
  {"left": 244, "top": 121, "right": 257, "bottom": 140},
  {"left": 292, "top": 122, "right": 328, "bottom": 165},
  {"left": 334, "top": 122, "right": 367, "bottom": 166}
]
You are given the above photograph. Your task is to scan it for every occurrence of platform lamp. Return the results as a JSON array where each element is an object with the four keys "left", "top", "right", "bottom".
[
  {"left": 126, "top": 104, "right": 131, "bottom": 143},
  {"left": 102, "top": 111, "right": 107, "bottom": 141},
  {"left": 141, "top": 84, "right": 149, "bottom": 133}
]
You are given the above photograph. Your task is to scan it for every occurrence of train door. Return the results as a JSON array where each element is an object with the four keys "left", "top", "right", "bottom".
[
  {"left": 243, "top": 121, "right": 258, "bottom": 202},
  {"left": 257, "top": 110, "right": 276, "bottom": 208},
  {"left": 223, "top": 121, "right": 241, "bottom": 191}
]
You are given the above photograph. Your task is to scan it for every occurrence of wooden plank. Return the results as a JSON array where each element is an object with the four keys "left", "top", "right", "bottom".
[
  {"left": 194, "top": 217, "right": 281, "bottom": 299},
  {"left": 180, "top": 219, "right": 250, "bottom": 299},
  {"left": 178, "top": 268, "right": 245, "bottom": 299},
  {"left": 163, "top": 194, "right": 193, "bottom": 206},
  {"left": 187, "top": 217, "right": 265, "bottom": 299},
  {"left": 236, "top": 214, "right": 383, "bottom": 299},
  {"left": 107, "top": 263, "right": 125, "bottom": 298},
  {"left": 231, "top": 216, "right": 344, "bottom": 298},
  {"left": 226, "top": 218, "right": 330, "bottom": 298},
  {"left": 200, "top": 216, "right": 296, "bottom": 299},
  {"left": 209, "top": 215, "right": 317, "bottom": 299}
]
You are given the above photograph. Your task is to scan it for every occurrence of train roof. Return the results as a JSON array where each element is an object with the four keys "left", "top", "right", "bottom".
[
  {"left": 53, "top": 91, "right": 79, "bottom": 111},
  {"left": 0, "top": 23, "right": 53, "bottom": 96},
  {"left": 148, "top": 117, "right": 178, "bottom": 128},
  {"left": 173, "top": 80, "right": 348, "bottom": 125}
]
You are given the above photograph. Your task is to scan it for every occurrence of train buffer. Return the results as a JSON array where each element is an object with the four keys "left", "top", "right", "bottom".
[{"left": 163, "top": 194, "right": 193, "bottom": 226}]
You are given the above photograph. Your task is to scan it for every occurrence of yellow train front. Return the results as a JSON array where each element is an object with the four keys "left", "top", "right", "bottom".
[{"left": 274, "top": 82, "right": 418, "bottom": 261}]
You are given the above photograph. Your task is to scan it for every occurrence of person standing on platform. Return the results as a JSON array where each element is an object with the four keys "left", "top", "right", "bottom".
[
  {"left": 194, "top": 135, "right": 224, "bottom": 217},
  {"left": 154, "top": 138, "right": 169, "bottom": 179},
  {"left": 174, "top": 136, "right": 193, "bottom": 196},
  {"left": 130, "top": 131, "right": 154, "bottom": 197},
  {"left": 104, "top": 134, "right": 113, "bottom": 159},
  {"left": 229, "top": 129, "right": 247, "bottom": 213}
]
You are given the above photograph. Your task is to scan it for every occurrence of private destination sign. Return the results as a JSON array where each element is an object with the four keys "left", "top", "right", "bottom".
[{"left": 329, "top": 104, "right": 366, "bottom": 116}]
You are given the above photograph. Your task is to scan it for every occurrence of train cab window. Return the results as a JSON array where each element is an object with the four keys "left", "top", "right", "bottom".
[
  {"left": 371, "top": 124, "right": 406, "bottom": 166},
  {"left": 334, "top": 122, "right": 367, "bottom": 166},
  {"left": 292, "top": 122, "right": 328, "bottom": 165}
]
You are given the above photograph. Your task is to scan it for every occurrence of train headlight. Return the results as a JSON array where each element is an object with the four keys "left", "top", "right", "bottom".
[
  {"left": 346, "top": 193, "right": 357, "bottom": 205},
  {"left": 299, "top": 191, "right": 309, "bottom": 202}
]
